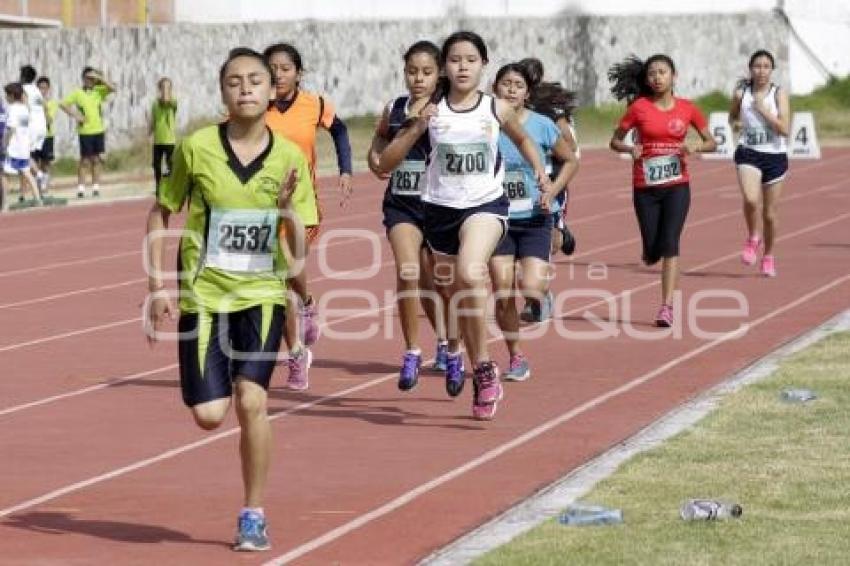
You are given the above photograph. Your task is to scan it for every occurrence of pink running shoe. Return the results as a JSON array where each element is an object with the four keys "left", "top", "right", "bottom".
[
  {"left": 655, "top": 304, "right": 674, "bottom": 328},
  {"left": 741, "top": 236, "right": 760, "bottom": 266},
  {"left": 302, "top": 297, "right": 320, "bottom": 346},
  {"left": 285, "top": 347, "right": 313, "bottom": 391},
  {"left": 472, "top": 362, "right": 503, "bottom": 420},
  {"left": 761, "top": 255, "right": 777, "bottom": 278}
]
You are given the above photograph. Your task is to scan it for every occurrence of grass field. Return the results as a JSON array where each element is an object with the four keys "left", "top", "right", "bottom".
[
  {"left": 49, "top": 76, "right": 850, "bottom": 179},
  {"left": 475, "top": 330, "right": 850, "bottom": 566}
]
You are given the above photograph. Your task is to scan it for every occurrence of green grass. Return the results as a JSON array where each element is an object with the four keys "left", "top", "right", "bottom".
[{"left": 475, "top": 331, "right": 850, "bottom": 566}]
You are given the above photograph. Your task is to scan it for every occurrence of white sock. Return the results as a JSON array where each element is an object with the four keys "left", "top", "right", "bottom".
[
  {"left": 240, "top": 507, "right": 264, "bottom": 517},
  {"left": 92, "top": 184, "right": 100, "bottom": 192},
  {"left": 406, "top": 348, "right": 421, "bottom": 355},
  {"left": 77, "top": 184, "right": 85, "bottom": 193}
]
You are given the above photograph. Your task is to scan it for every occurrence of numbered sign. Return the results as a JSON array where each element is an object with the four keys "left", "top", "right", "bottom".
[
  {"left": 703, "top": 112, "right": 734, "bottom": 160},
  {"left": 619, "top": 128, "right": 637, "bottom": 160},
  {"left": 788, "top": 112, "right": 820, "bottom": 159}
]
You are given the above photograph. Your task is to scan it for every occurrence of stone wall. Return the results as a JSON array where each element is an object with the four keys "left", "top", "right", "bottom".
[{"left": 0, "top": 13, "right": 787, "bottom": 156}]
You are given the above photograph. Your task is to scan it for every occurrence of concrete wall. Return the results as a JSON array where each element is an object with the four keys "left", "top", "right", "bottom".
[{"left": 0, "top": 13, "right": 787, "bottom": 157}]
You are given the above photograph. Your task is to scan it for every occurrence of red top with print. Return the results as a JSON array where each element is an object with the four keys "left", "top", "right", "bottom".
[{"left": 618, "top": 97, "right": 707, "bottom": 189}]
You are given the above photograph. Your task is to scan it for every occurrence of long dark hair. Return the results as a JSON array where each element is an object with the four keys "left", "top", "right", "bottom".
[
  {"left": 736, "top": 49, "right": 776, "bottom": 90},
  {"left": 518, "top": 58, "right": 577, "bottom": 122},
  {"left": 493, "top": 63, "right": 533, "bottom": 91},
  {"left": 404, "top": 40, "right": 440, "bottom": 66},
  {"left": 608, "top": 54, "right": 676, "bottom": 103}
]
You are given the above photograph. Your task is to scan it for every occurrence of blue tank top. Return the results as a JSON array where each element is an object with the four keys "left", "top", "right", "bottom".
[
  {"left": 385, "top": 95, "right": 431, "bottom": 200},
  {"left": 497, "top": 110, "right": 561, "bottom": 220}
]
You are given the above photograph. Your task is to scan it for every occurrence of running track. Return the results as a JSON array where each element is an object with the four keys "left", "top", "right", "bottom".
[{"left": 0, "top": 149, "right": 848, "bottom": 565}]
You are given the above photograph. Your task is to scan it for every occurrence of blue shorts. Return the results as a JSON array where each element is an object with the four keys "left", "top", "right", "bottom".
[
  {"left": 3, "top": 157, "right": 30, "bottom": 173},
  {"left": 422, "top": 194, "right": 509, "bottom": 256},
  {"left": 382, "top": 192, "right": 425, "bottom": 233},
  {"left": 734, "top": 146, "right": 788, "bottom": 185},
  {"left": 494, "top": 214, "right": 553, "bottom": 261},
  {"left": 178, "top": 304, "right": 285, "bottom": 407}
]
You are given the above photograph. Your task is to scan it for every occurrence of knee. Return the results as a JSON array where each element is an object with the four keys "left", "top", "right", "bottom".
[
  {"left": 191, "top": 404, "right": 227, "bottom": 431},
  {"left": 236, "top": 384, "right": 268, "bottom": 419},
  {"left": 457, "top": 261, "right": 488, "bottom": 290}
]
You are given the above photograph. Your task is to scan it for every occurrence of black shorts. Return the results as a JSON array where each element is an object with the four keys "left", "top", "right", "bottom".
[
  {"left": 633, "top": 183, "right": 690, "bottom": 265},
  {"left": 494, "top": 214, "right": 553, "bottom": 261},
  {"left": 382, "top": 193, "right": 425, "bottom": 233},
  {"left": 178, "top": 304, "right": 285, "bottom": 407},
  {"left": 734, "top": 146, "right": 788, "bottom": 185},
  {"left": 79, "top": 133, "right": 105, "bottom": 158},
  {"left": 31, "top": 137, "right": 55, "bottom": 162},
  {"left": 422, "top": 194, "right": 509, "bottom": 256}
]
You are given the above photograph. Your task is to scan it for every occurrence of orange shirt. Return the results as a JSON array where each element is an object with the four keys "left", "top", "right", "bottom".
[{"left": 265, "top": 90, "right": 335, "bottom": 180}]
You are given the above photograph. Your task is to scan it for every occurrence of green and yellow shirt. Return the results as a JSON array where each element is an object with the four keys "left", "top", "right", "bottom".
[
  {"left": 45, "top": 99, "right": 59, "bottom": 138},
  {"left": 157, "top": 123, "right": 318, "bottom": 313},
  {"left": 62, "top": 84, "right": 111, "bottom": 135},
  {"left": 152, "top": 98, "right": 178, "bottom": 145}
]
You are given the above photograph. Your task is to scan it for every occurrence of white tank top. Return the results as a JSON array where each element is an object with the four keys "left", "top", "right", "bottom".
[
  {"left": 23, "top": 83, "right": 47, "bottom": 134},
  {"left": 423, "top": 92, "right": 504, "bottom": 208},
  {"left": 739, "top": 84, "right": 787, "bottom": 154}
]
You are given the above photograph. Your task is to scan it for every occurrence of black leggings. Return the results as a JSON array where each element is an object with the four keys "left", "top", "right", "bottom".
[
  {"left": 633, "top": 183, "right": 690, "bottom": 265},
  {"left": 152, "top": 144, "right": 175, "bottom": 190}
]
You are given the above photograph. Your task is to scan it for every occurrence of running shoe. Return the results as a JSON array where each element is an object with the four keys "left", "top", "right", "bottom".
[
  {"left": 445, "top": 352, "right": 465, "bottom": 397},
  {"left": 301, "top": 297, "right": 320, "bottom": 346},
  {"left": 521, "top": 293, "right": 554, "bottom": 323},
  {"left": 472, "top": 362, "right": 503, "bottom": 420},
  {"left": 655, "top": 304, "right": 674, "bottom": 328},
  {"left": 761, "top": 255, "right": 777, "bottom": 278},
  {"left": 233, "top": 510, "right": 270, "bottom": 552},
  {"left": 504, "top": 353, "right": 531, "bottom": 382},
  {"left": 741, "top": 236, "right": 760, "bottom": 266},
  {"left": 398, "top": 350, "right": 422, "bottom": 391},
  {"left": 432, "top": 341, "right": 448, "bottom": 372},
  {"left": 560, "top": 223, "right": 577, "bottom": 256},
  {"left": 92, "top": 188, "right": 100, "bottom": 197},
  {"left": 285, "top": 347, "right": 312, "bottom": 391},
  {"left": 76, "top": 187, "right": 85, "bottom": 199}
]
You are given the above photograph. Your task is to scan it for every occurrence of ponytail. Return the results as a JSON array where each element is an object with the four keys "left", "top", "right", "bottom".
[{"left": 530, "top": 81, "right": 577, "bottom": 122}]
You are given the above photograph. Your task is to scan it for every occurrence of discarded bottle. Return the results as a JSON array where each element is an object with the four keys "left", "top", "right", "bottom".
[
  {"left": 780, "top": 388, "right": 817, "bottom": 403},
  {"left": 680, "top": 499, "right": 742, "bottom": 521},
  {"left": 559, "top": 504, "right": 623, "bottom": 526}
]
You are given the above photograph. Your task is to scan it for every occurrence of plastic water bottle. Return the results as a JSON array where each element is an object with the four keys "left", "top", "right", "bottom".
[
  {"left": 780, "top": 388, "right": 817, "bottom": 403},
  {"left": 680, "top": 499, "right": 742, "bottom": 521},
  {"left": 559, "top": 504, "right": 623, "bottom": 526}
]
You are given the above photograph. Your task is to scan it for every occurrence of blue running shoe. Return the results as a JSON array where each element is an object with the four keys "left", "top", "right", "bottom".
[
  {"left": 445, "top": 352, "right": 465, "bottom": 397},
  {"left": 233, "top": 510, "right": 270, "bottom": 552},
  {"left": 504, "top": 353, "right": 531, "bottom": 382},
  {"left": 398, "top": 351, "right": 422, "bottom": 391},
  {"left": 432, "top": 342, "right": 448, "bottom": 372}
]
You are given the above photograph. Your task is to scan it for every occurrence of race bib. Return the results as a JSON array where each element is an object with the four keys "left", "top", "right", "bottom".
[
  {"left": 744, "top": 126, "right": 775, "bottom": 146},
  {"left": 643, "top": 154, "right": 682, "bottom": 186},
  {"left": 206, "top": 209, "right": 278, "bottom": 273},
  {"left": 390, "top": 160, "right": 425, "bottom": 196},
  {"left": 503, "top": 170, "right": 532, "bottom": 214},
  {"left": 437, "top": 142, "right": 489, "bottom": 177}
]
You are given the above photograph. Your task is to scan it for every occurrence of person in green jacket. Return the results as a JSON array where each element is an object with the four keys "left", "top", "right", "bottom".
[
  {"left": 60, "top": 67, "right": 116, "bottom": 198},
  {"left": 150, "top": 77, "right": 177, "bottom": 191}
]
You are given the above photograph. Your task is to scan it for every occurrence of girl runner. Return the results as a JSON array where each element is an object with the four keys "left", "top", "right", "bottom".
[
  {"left": 146, "top": 47, "right": 315, "bottom": 552},
  {"left": 150, "top": 77, "right": 178, "bottom": 191},
  {"left": 380, "top": 31, "right": 553, "bottom": 420},
  {"left": 490, "top": 62, "right": 579, "bottom": 381},
  {"left": 729, "top": 49, "right": 790, "bottom": 277},
  {"left": 518, "top": 57, "right": 580, "bottom": 258},
  {"left": 263, "top": 43, "right": 353, "bottom": 391},
  {"left": 3, "top": 82, "right": 41, "bottom": 208},
  {"left": 367, "top": 40, "right": 452, "bottom": 390},
  {"left": 608, "top": 54, "right": 716, "bottom": 327}
]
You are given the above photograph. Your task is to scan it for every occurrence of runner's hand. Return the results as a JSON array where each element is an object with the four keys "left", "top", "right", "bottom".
[
  {"left": 416, "top": 103, "right": 438, "bottom": 132},
  {"left": 536, "top": 170, "right": 554, "bottom": 211},
  {"left": 278, "top": 168, "right": 298, "bottom": 210},
  {"left": 146, "top": 291, "right": 175, "bottom": 346},
  {"left": 339, "top": 173, "right": 353, "bottom": 207},
  {"left": 368, "top": 149, "right": 390, "bottom": 180}
]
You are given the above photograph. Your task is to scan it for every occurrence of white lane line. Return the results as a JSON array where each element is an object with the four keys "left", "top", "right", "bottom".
[
  {"left": 262, "top": 272, "right": 850, "bottom": 565},
  {"left": 2, "top": 214, "right": 847, "bottom": 521},
  {"left": 0, "top": 365, "right": 178, "bottom": 418}
]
